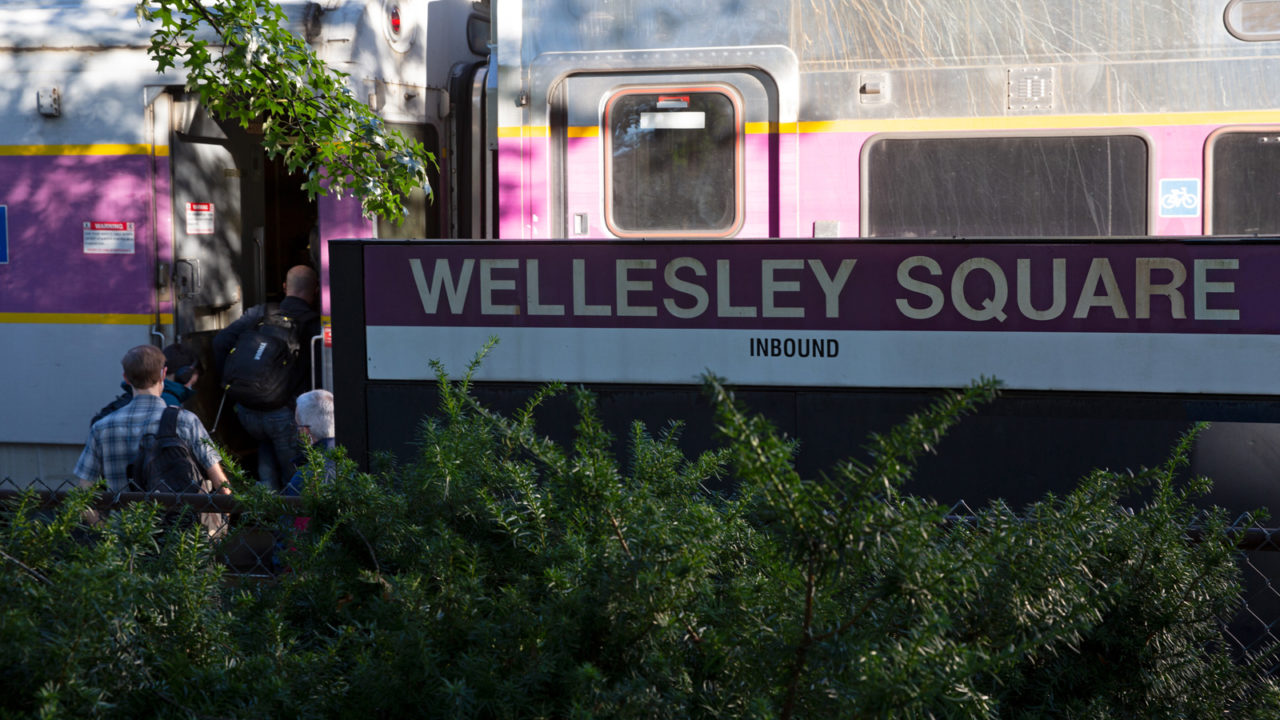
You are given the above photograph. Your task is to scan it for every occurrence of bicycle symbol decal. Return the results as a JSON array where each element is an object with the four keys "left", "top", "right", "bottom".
[{"left": 1159, "top": 179, "right": 1201, "bottom": 218}]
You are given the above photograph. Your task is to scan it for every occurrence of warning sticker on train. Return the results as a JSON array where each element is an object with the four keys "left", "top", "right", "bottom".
[
  {"left": 83, "top": 222, "right": 135, "bottom": 255},
  {"left": 186, "top": 203, "right": 214, "bottom": 235}
]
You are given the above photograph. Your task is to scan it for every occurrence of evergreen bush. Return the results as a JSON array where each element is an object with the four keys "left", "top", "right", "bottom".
[{"left": 2, "top": 354, "right": 1277, "bottom": 718}]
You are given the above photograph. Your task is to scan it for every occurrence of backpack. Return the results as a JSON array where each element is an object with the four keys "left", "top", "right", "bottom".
[
  {"left": 90, "top": 390, "right": 132, "bottom": 426},
  {"left": 221, "top": 303, "right": 317, "bottom": 410},
  {"left": 126, "top": 406, "right": 207, "bottom": 495}
]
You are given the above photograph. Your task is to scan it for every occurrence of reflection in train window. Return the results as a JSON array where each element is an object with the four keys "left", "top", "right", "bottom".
[
  {"left": 605, "top": 89, "right": 741, "bottom": 237},
  {"left": 1211, "top": 131, "right": 1280, "bottom": 235},
  {"left": 865, "top": 135, "right": 1148, "bottom": 238}
]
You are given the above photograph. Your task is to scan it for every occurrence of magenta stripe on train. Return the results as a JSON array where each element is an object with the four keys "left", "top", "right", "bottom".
[
  {"left": 500, "top": 124, "right": 1223, "bottom": 240},
  {"left": 0, "top": 154, "right": 168, "bottom": 316}
]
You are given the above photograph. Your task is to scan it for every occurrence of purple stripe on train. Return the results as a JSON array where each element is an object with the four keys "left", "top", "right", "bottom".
[
  {"left": 364, "top": 241, "right": 1280, "bottom": 334},
  {"left": 0, "top": 154, "right": 160, "bottom": 315}
]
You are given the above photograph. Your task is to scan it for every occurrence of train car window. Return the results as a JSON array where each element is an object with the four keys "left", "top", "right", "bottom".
[
  {"left": 1210, "top": 132, "right": 1280, "bottom": 235},
  {"left": 1225, "top": 0, "right": 1280, "bottom": 41},
  {"left": 865, "top": 135, "right": 1148, "bottom": 238},
  {"left": 605, "top": 89, "right": 741, "bottom": 237}
]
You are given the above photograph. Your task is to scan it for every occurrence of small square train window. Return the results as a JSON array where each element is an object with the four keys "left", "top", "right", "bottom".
[{"left": 605, "top": 89, "right": 741, "bottom": 236}]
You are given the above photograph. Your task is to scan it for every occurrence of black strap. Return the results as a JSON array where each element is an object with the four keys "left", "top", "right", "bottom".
[
  {"left": 258, "top": 302, "right": 281, "bottom": 328},
  {"left": 159, "top": 406, "right": 181, "bottom": 438}
]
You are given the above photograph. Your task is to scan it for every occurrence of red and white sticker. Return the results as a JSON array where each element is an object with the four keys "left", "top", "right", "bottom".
[
  {"left": 83, "top": 221, "right": 135, "bottom": 254},
  {"left": 186, "top": 202, "right": 214, "bottom": 235}
]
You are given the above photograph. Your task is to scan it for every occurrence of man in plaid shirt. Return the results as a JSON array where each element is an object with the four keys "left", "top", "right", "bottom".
[{"left": 75, "top": 345, "right": 231, "bottom": 494}]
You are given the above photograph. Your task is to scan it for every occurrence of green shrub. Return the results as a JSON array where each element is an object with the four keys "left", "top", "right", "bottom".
[
  {"left": 0, "top": 491, "right": 232, "bottom": 718},
  {"left": 2, "top": 355, "right": 1277, "bottom": 718}
]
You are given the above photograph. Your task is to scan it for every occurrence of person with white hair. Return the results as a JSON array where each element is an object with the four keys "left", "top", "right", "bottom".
[{"left": 283, "top": 389, "right": 336, "bottom": 497}]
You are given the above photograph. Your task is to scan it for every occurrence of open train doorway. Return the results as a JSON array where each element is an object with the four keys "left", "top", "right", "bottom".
[{"left": 165, "top": 92, "right": 319, "bottom": 459}]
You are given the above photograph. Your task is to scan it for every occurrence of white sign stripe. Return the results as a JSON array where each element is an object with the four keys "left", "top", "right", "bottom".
[{"left": 366, "top": 326, "right": 1280, "bottom": 395}]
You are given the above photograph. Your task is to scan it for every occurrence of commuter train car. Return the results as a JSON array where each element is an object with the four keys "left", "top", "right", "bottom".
[
  {"left": 339, "top": 0, "right": 1280, "bottom": 512},
  {"left": 477, "top": 0, "right": 1280, "bottom": 241}
]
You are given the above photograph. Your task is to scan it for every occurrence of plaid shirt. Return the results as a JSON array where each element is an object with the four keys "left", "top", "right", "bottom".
[{"left": 74, "top": 394, "right": 219, "bottom": 492}]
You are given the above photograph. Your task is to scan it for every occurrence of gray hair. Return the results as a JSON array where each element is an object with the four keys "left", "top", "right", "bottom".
[{"left": 295, "top": 389, "right": 335, "bottom": 439}]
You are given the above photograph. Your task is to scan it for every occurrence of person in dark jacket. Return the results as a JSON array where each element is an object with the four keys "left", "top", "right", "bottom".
[
  {"left": 283, "top": 389, "right": 337, "bottom": 499},
  {"left": 276, "top": 389, "right": 336, "bottom": 571},
  {"left": 161, "top": 342, "right": 202, "bottom": 408},
  {"left": 213, "top": 265, "right": 323, "bottom": 490}
]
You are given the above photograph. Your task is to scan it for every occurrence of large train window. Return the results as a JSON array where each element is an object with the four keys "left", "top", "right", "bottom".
[
  {"left": 604, "top": 87, "right": 742, "bottom": 237},
  {"left": 864, "top": 134, "right": 1149, "bottom": 238},
  {"left": 1209, "top": 130, "right": 1280, "bottom": 235}
]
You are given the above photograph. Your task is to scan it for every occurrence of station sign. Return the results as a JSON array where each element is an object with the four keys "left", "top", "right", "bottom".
[{"left": 360, "top": 240, "right": 1280, "bottom": 395}]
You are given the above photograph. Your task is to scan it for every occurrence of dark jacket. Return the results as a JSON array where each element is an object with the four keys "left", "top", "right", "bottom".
[
  {"left": 212, "top": 296, "right": 322, "bottom": 408},
  {"left": 162, "top": 379, "right": 194, "bottom": 407},
  {"left": 284, "top": 437, "right": 337, "bottom": 497},
  {"left": 92, "top": 379, "right": 193, "bottom": 427}
]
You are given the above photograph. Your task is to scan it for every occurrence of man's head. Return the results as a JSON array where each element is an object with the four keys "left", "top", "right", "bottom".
[
  {"left": 122, "top": 345, "right": 166, "bottom": 392},
  {"left": 284, "top": 265, "right": 318, "bottom": 304},
  {"left": 162, "top": 342, "right": 201, "bottom": 384},
  {"left": 295, "top": 389, "right": 335, "bottom": 440}
]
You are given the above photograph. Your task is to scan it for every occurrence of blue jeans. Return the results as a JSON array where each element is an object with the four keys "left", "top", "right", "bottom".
[{"left": 234, "top": 405, "right": 299, "bottom": 491}]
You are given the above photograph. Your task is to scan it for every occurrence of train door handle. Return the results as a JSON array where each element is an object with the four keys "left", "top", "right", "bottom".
[{"left": 174, "top": 258, "right": 201, "bottom": 299}]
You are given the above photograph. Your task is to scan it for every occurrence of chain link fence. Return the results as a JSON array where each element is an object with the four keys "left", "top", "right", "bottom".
[
  {"left": 3, "top": 476, "right": 1278, "bottom": 668},
  {"left": 0, "top": 477, "right": 291, "bottom": 578},
  {"left": 1224, "top": 519, "right": 1280, "bottom": 663}
]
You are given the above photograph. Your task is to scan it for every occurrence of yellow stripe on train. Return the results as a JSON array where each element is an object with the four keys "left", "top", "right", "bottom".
[
  {"left": 0, "top": 313, "right": 174, "bottom": 325},
  {"left": 0, "top": 144, "right": 169, "bottom": 157}
]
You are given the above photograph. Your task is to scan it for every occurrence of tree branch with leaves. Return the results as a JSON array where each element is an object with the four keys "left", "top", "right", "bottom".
[{"left": 137, "top": 0, "right": 433, "bottom": 219}]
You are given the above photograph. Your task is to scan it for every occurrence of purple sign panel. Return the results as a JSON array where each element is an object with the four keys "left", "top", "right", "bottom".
[{"left": 362, "top": 240, "right": 1280, "bottom": 393}]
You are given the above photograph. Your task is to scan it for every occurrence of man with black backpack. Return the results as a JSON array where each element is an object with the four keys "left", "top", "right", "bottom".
[
  {"left": 213, "top": 265, "right": 322, "bottom": 491},
  {"left": 75, "top": 345, "right": 230, "bottom": 497}
]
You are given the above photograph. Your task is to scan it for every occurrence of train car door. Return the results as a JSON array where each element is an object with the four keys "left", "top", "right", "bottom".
[
  {"left": 166, "top": 92, "right": 318, "bottom": 336},
  {"left": 168, "top": 94, "right": 249, "bottom": 337},
  {"left": 552, "top": 69, "right": 786, "bottom": 240}
]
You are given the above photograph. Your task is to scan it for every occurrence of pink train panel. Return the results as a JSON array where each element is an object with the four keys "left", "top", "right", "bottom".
[{"left": 0, "top": 154, "right": 164, "bottom": 316}]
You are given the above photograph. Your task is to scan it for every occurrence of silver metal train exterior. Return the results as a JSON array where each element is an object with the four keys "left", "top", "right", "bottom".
[
  {"left": 489, "top": 0, "right": 1280, "bottom": 241},
  {"left": 5, "top": 0, "right": 1280, "bottom": 486}
]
